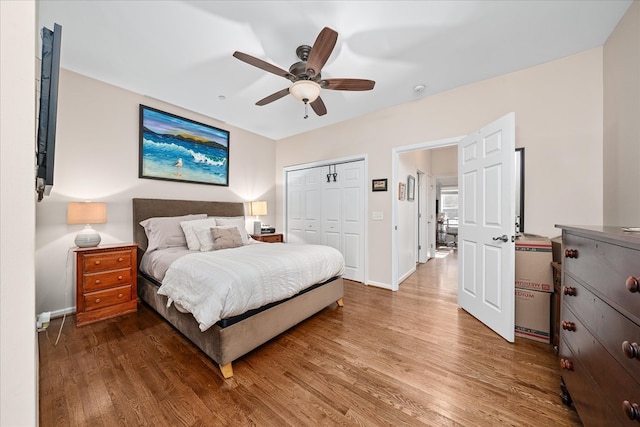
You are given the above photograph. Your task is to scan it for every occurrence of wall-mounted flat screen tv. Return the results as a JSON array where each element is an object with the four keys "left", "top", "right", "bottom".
[{"left": 36, "top": 23, "right": 62, "bottom": 202}]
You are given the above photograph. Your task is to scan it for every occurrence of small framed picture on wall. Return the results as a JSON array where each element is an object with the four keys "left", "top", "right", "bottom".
[
  {"left": 398, "top": 182, "right": 406, "bottom": 200},
  {"left": 372, "top": 178, "right": 387, "bottom": 192},
  {"left": 407, "top": 175, "right": 415, "bottom": 201}
]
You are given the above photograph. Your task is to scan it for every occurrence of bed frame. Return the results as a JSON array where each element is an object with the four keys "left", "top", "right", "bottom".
[{"left": 132, "top": 198, "right": 344, "bottom": 378}]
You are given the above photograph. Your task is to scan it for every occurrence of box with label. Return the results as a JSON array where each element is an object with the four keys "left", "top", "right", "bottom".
[
  {"left": 515, "top": 288, "right": 551, "bottom": 343},
  {"left": 515, "top": 235, "right": 553, "bottom": 292}
]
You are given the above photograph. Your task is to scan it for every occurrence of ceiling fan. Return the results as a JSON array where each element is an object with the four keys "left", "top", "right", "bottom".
[{"left": 233, "top": 27, "right": 375, "bottom": 118}]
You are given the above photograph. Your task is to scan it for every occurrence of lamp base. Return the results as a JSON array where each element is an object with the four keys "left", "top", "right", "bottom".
[
  {"left": 75, "top": 225, "right": 101, "bottom": 248},
  {"left": 253, "top": 221, "right": 261, "bottom": 235}
]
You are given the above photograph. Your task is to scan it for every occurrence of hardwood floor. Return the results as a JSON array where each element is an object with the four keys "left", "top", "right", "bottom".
[{"left": 38, "top": 249, "right": 582, "bottom": 426}]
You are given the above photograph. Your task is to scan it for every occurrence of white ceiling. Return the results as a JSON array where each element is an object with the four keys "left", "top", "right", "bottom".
[{"left": 38, "top": 1, "right": 632, "bottom": 140}]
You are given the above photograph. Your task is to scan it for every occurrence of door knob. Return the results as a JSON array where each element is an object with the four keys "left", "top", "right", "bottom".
[{"left": 492, "top": 234, "right": 509, "bottom": 242}]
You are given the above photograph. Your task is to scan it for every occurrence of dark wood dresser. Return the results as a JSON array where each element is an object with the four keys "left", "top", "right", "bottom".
[{"left": 557, "top": 225, "right": 640, "bottom": 425}]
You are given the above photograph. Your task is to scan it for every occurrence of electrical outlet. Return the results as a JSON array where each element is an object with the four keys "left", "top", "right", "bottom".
[{"left": 36, "top": 311, "right": 51, "bottom": 331}]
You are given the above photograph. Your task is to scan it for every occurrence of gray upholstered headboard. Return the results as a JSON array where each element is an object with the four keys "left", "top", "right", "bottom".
[{"left": 132, "top": 198, "right": 245, "bottom": 254}]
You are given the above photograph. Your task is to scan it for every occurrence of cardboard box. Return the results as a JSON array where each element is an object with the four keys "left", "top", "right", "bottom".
[
  {"left": 515, "top": 235, "right": 553, "bottom": 292},
  {"left": 515, "top": 288, "right": 551, "bottom": 343}
]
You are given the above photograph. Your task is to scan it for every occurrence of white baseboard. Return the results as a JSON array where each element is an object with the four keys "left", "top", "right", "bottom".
[{"left": 365, "top": 280, "right": 393, "bottom": 290}]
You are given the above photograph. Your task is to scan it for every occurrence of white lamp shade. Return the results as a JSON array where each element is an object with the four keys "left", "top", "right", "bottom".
[
  {"left": 67, "top": 202, "right": 107, "bottom": 224},
  {"left": 289, "top": 80, "right": 321, "bottom": 104},
  {"left": 249, "top": 200, "right": 267, "bottom": 216}
]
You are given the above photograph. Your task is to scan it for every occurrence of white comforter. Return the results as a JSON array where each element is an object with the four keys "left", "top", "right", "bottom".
[{"left": 157, "top": 243, "right": 345, "bottom": 331}]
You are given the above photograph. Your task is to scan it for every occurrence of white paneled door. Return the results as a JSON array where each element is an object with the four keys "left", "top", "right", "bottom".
[
  {"left": 287, "top": 160, "right": 365, "bottom": 282},
  {"left": 457, "top": 113, "right": 516, "bottom": 342}
]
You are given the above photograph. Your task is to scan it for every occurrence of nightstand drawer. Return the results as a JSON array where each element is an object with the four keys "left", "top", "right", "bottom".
[
  {"left": 82, "top": 250, "right": 133, "bottom": 273},
  {"left": 252, "top": 233, "right": 283, "bottom": 243},
  {"left": 83, "top": 269, "right": 132, "bottom": 292},
  {"left": 84, "top": 285, "right": 132, "bottom": 311}
]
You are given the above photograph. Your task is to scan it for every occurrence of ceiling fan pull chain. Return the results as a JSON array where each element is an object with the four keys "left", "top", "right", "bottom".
[{"left": 304, "top": 100, "right": 309, "bottom": 119}]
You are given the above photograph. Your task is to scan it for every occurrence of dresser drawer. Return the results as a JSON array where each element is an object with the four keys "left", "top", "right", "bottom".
[
  {"left": 82, "top": 249, "right": 133, "bottom": 273},
  {"left": 83, "top": 269, "right": 132, "bottom": 292},
  {"left": 559, "top": 338, "right": 616, "bottom": 427},
  {"left": 563, "top": 233, "right": 640, "bottom": 323},
  {"left": 84, "top": 285, "right": 132, "bottom": 311},
  {"left": 563, "top": 275, "right": 640, "bottom": 384},
  {"left": 561, "top": 305, "right": 640, "bottom": 425}
]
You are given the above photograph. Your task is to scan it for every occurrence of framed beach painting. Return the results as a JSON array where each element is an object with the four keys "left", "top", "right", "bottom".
[{"left": 139, "top": 105, "right": 230, "bottom": 186}]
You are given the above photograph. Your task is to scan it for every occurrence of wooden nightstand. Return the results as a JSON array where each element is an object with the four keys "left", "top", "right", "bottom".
[
  {"left": 75, "top": 243, "right": 138, "bottom": 327},
  {"left": 251, "top": 233, "right": 283, "bottom": 243}
]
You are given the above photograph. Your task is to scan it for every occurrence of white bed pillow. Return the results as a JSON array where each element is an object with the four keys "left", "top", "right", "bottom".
[
  {"left": 214, "top": 216, "right": 250, "bottom": 244},
  {"left": 180, "top": 217, "right": 217, "bottom": 251},
  {"left": 140, "top": 214, "right": 207, "bottom": 252}
]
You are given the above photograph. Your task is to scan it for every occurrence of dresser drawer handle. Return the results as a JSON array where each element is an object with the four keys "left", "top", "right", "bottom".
[
  {"left": 560, "top": 358, "right": 574, "bottom": 371},
  {"left": 95, "top": 298, "right": 101, "bottom": 304},
  {"left": 117, "top": 257, "right": 124, "bottom": 262},
  {"left": 118, "top": 293, "right": 123, "bottom": 298},
  {"left": 118, "top": 275, "right": 123, "bottom": 280},
  {"left": 94, "top": 279, "right": 101, "bottom": 285},
  {"left": 623, "top": 341, "right": 640, "bottom": 360},
  {"left": 564, "top": 249, "right": 578, "bottom": 259},
  {"left": 623, "top": 401, "right": 640, "bottom": 421},
  {"left": 561, "top": 321, "right": 576, "bottom": 332},
  {"left": 627, "top": 276, "right": 639, "bottom": 293},
  {"left": 94, "top": 260, "right": 101, "bottom": 265},
  {"left": 563, "top": 286, "right": 577, "bottom": 296}
]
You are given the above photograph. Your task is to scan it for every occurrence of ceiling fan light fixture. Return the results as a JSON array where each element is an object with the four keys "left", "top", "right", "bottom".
[{"left": 290, "top": 80, "right": 321, "bottom": 104}]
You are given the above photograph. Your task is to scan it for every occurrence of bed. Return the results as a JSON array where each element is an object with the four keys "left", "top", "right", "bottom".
[{"left": 132, "top": 198, "right": 344, "bottom": 378}]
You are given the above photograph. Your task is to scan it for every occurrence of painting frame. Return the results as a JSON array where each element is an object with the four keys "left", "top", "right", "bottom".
[
  {"left": 398, "top": 182, "right": 406, "bottom": 201},
  {"left": 407, "top": 175, "right": 415, "bottom": 201},
  {"left": 139, "top": 105, "right": 230, "bottom": 186},
  {"left": 372, "top": 178, "right": 388, "bottom": 192}
]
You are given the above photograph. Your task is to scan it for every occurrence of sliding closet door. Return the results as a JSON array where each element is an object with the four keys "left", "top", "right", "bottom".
[
  {"left": 337, "top": 162, "right": 365, "bottom": 282},
  {"left": 286, "top": 167, "right": 322, "bottom": 244},
  {"left": 286, "top": 160, "right": 365, "bottom": 282}
]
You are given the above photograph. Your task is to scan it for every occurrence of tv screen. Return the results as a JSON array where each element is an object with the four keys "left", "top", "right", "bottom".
[{"left": 36, "top": 23, "right": 62, "bottom": 201}]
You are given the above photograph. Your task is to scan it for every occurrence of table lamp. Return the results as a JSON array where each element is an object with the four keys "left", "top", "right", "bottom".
[
  {"left": 67, "top": 201, "right": 107, "bottom": 247},
  {"left": 249, "top": 201, "right": 267, "bottom": 235}
]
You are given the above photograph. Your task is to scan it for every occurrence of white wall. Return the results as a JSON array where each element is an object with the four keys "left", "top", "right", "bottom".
[
  {"left": 275, "top": 48, "right": 604, "bottom": 287},
  {"left": 0, "top": 1, "right": 38, "bottom": 425},
  {"left": 604, "top": 0, "right": 640, "bottom": 225},
  {"left": 35, "top": 70, "right": 277, "bottom": 315}
]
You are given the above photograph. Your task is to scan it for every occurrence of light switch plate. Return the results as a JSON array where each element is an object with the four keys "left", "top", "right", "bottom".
[{"left": 372, "top": 211, "right": 383, "bottom": 220}]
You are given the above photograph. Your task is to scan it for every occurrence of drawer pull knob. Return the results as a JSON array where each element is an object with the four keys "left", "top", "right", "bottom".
[
  {"left": 94, "top": 279, "right": 101, "bottom": 285},
  {"left": 560, "top": 358, "right": 574, "bottom": 371},
  {"left": 564, "top": 249, "right": 578, "bottom": 258},
  {"left": 118, "top": 293, "right": 123, "bottom": 298},
  {"left": 94, "top": 260, "right": 101, "bottom": 265},
  {"left": 563, "top": 286, "right": 577, "bottom": 296},
  {"left": 118, "top": 275, "right": 123, "bottom": 280},
  {"left": 623, "top": 401, "right": 640, "bottom": 421},
  {"left": 118, "top": 257, "right": 123, "bottom": 262},
  {"left": 627, "top": 276, "right": 640, "bottom": 293},
  {"left": 95, "top": 298, "right": 101, "bottom": 304},
  {"left": 623, "top": 341, "right": 640, "bottom": 360},
  {"left": 561, "top": 321, "right": 576, "bottom": 332}
]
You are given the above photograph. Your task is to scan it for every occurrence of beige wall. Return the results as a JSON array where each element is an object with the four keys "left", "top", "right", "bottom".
[
  {"left": 35, "top": 70, "right": 276, "bottom": 315},
  {"left": 431, "top": 146, "right": 458, "bottom": 179},
  {"left": 604, "top": 0, "right": 640, "bottom": 225},
  {"left": 276, "top": 48, "right": 604, "bottom": 287},
  {"left": 0, "top": 1, "right": 38, "bottom": 424}
]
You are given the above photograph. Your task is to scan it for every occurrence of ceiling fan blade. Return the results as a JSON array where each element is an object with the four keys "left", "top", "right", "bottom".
[
  {"left": 305, "top": 27, "right": 338, "bottom": 78},
  {"left": 310, "top": 97, "right": 327, "bottom": 116},
  {"left": 322, "top": 78, "right": 376, "bottom": 91},
  {"left": 255, "top": 88, "right": 290, "bottom": 106},
  {"left": 233, "top": 51, "right": 295, "bottom": 81}
]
